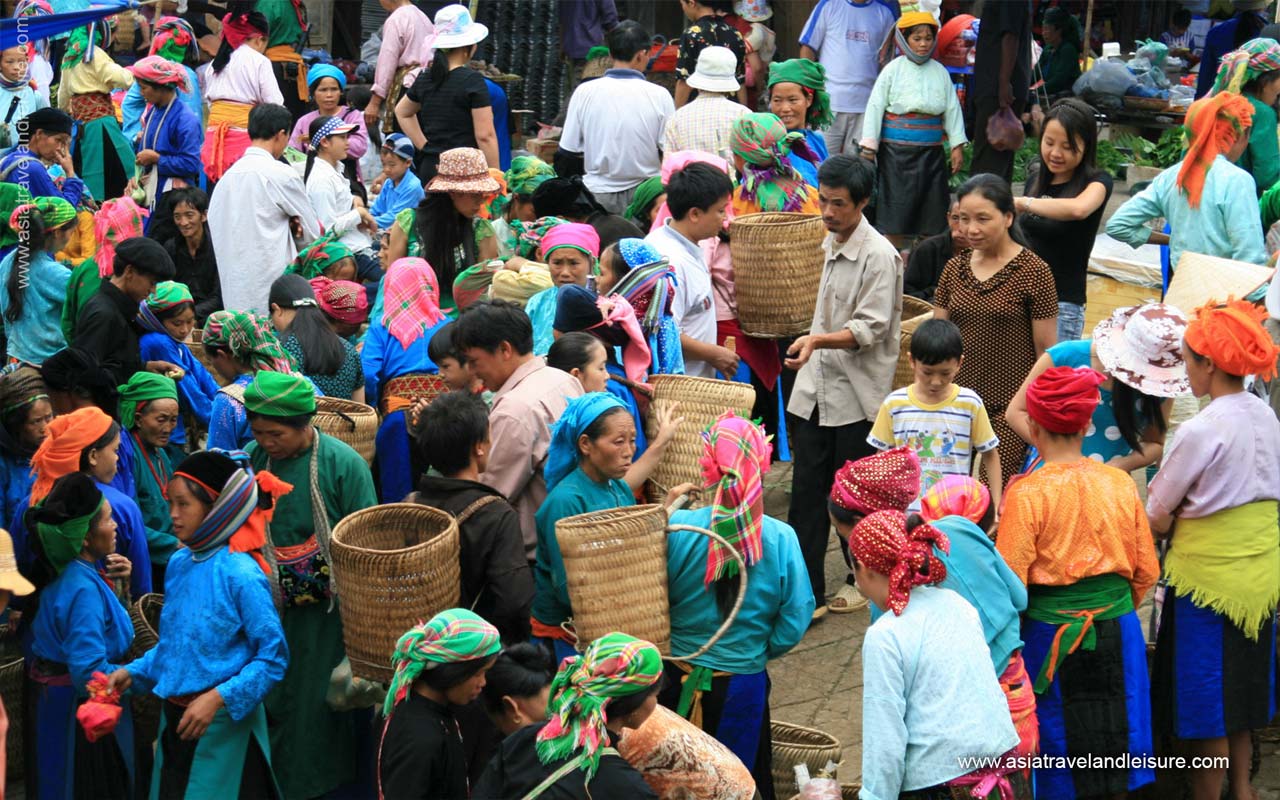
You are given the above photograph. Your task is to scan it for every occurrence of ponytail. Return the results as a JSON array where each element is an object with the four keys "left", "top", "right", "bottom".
[
  {"left": 303, "top": 149, "right": 317, "bottom": 185},
  {"left": 6, "top": 205, "right": 48, "bottom": 324},
  {"left": 429, "top": 48, "right": 452, "bottom": 88},
  {"left": 303, "top": 115, "right": 334, "bottom": 185},
  {"left": 211, "top": 39, "right": 233, "bottom": 74}
]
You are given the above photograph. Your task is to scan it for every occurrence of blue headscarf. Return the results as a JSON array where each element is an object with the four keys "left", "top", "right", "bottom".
[
  {"left": 544, "top": 393, "right": 627, "bottom": 492},
  {"left": 618, "top": 238, "right": 663, "bottom": 270},
  {"left": 308, "top": 63, "right": 348, "bottom": 92}
]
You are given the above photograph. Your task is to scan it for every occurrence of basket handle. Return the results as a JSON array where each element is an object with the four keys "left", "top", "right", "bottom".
[
  {"left": 661, "top": 523, "right": 747, "bottom": 663},
  {"left": 328, "top": 408, "right": 357, "bottom": 431}
]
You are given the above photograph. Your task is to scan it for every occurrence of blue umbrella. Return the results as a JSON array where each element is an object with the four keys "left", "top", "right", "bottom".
[{"left": 0, "top": 0, "right": 135, "bottom": 51}]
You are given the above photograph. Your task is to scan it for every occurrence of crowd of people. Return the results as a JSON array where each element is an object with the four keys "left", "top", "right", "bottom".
[{"left": 0, "top": 0, "right": 1276, "bottom": 799}]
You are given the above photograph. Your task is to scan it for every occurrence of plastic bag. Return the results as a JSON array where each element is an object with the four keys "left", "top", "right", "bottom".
[
  {"left": 1135, "top": 39, "right": 1170, "bottom": 68},
  {"left": 77, "top": 672, "right": 122, "bottom": 743},
  {"left": 985, "top": 106, "right": 1025, "bottom": 152},
  {"left": 1072, "top": 60, "right": 1138, "bottom": 98}
]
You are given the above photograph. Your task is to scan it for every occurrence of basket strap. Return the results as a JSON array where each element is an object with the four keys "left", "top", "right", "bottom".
[
  {"left": 663, "top": 524, "right": 748, "bottom": 663},
  {"left": 519, "top": 748, "right": 621, "bottom": 800},
  {"left": 455, "top": 494, "right": 501, "bottom": 525}
]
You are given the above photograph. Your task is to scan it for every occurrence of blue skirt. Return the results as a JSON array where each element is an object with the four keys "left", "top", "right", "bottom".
[
  {"left": 374, "top": 411, "right": 413, "bottom": 503},
  {"left": 28, "top": 673, "right": 135, "bottom": 800},
  {"left": 1151, "top": 591, "right": 1277, "bottom": 739},
  {"left": 1022, "top": 611, "right": 1154, "bottom": 800}
]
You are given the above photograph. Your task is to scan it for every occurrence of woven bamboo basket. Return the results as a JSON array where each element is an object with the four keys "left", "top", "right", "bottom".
[
  {"left": 125, "top": 594, "right": 165, "bottom": 757},
  {"left": 185, "top": 329, "right": 229, "bottom": 387},
  {"left": 771, "top": 720, "right": 843, "bottom": 800},
  {"left": 0, "top": 644, "right": 22, "bottom": 780},
  {"left": 788, "top": 783, "right": 860, "bottom": 800},
  {"left": 315, "top": 396, "right": 379, "bottom": 464},
  {"left": 556, "top": 504, "right": 747, "bottom": 658},
  {"left": 729, "top": 212, "right": 827, "bottom": 338},
  {"left": 330, "top": 504, "right": 461, "bottom": 683},
  {"left": 891, "top": 296, "right": 936, "bottom": 391},
  {"left": 643, "top": 375, "right": 756, "bottom": 505}
]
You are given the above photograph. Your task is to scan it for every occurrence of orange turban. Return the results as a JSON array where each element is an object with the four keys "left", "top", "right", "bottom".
[
  {"left": 1176, "top": 92, "right": 1254, "bottom": 208},
  {"left": 1184, "top": 298, "right": 1280, "bottom": 379},
  {"left": 30, "top": 407, "right": 115, "bottom": 503}
]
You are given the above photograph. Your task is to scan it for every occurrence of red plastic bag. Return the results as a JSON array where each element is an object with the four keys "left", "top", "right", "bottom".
[
  {"left": 986, "top": 106, "right": 1025, "bottom": 152},
  {"left": 76, "top": 671, "right": 122, "bottom": 743}
]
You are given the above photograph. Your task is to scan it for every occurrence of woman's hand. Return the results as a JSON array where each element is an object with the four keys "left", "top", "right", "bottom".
[
  {"left": 663, "top": 482, "right": 700, "bottom": 509},
  {"left": 177, "top": 689, "right": 225, "bottom": 741},
  {"left": 104, "top": 553, "right": 131, "bottom": 584},
  {"left": 106, "top": 668, "right": 132, "bottom": 694},
  {"left": 135, "top": 149, "right": 160, "bottom": 167},
  {"left": 950, "top": 145, "right": 965, "bottom": 175},
  {"left": 649, "top": 402, "right": 685, "bottom": 452}
]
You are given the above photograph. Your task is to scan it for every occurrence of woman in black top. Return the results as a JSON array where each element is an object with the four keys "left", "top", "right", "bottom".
[
  {"left": 394, "top": 4, "right": 498, "bottom": 179},
  {"left": 159, "top": 187, "right": 221, "bottom": 324},
  {"left": 675, "top": 0, "right": 748, "bottom": 107},
  {"left": 1015, "top": 98, "right": 1112, "bottom": 342}
]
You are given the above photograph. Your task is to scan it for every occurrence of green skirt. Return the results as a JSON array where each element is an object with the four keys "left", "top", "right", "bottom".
[
  {"left": 76, "top": 114, "right": 135, "bottom": 201},
  {"left": 151, "top": 701, "right": 277, "bottom": 799}
]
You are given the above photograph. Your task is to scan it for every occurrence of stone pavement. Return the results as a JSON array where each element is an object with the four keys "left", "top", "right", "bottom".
[{"left": 760, "top": 461, "right": 1280, "bottom": 797}]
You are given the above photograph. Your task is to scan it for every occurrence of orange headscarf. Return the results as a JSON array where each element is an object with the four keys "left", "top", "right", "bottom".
[
  {"left": 1184, "top": 298, "right": 1280, "bottom": 379},
  {"left": 1176, "top": 92, "right": 1254, "bottom": 208},
  {"left": 30, "top": 407, "right": 114, "bottom": 503}
]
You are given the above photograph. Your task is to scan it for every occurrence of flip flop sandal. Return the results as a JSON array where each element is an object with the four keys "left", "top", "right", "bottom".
[{"left": 828, "top": 582, "right": 868, "bottom": 614}]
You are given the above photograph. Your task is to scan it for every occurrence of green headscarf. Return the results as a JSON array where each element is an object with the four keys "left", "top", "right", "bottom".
[
  {"left": 32, "top": 474, "right": 105, "bottom": 576},
  {"left": 505, "top": 155, "right": 556, "bottom": 198},
  {"left": 731, "top": 113, "right": 810, "bottom": 213},
  {"left": 1212, "top": 37, "right": 1280, "bottom": 95},
  {"left": 0, "top": 184, "right": 33, "bottom": 249},
  {"left": 145, "top": 281, "right": 194, "bottom": 313},
  {"left": 767, "top": 59, "right": 834, "bottom": 130},
  {"left": 9, "top": 196, "right": 77, "bottom": 233},
  {"left": 623, "top": 177, "right": 665, "bottom": 225},
  {"left": 383, "top": 609, "right": 501, "bottom": 716},
  {"left": 61, "top": 24, "right": 108, "bottom": 73},
  {"left": 535, "top": 632, "right": 663, "bottom": 782},
  {"left": 243, "top": 370, "right": 317, "bottom": 417},
  {"left": 202, "top": 310, "right": 299, "bottom": 374},
  {"left": 287, "top": 232, "right": 355, "bottom": 279},
  {"left": 117, "top": 372, "right": 178, "bottom": 430}
]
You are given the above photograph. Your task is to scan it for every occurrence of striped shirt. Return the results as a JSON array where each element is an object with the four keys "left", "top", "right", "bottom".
[{"left": 869, "top": 384, "right": 998, "bottom": 506}]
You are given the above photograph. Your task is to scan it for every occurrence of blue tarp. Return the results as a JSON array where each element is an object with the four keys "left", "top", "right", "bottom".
[{"left": 0, "top": 0, "right": 133, "bottom": 51}]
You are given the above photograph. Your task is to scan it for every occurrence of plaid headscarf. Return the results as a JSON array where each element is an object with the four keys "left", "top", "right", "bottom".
[
  {"left": 699, "top": 412, "right": 772, "bottom": 586},
  {"left": 506, "top": 155, "right": 556, "bottom": 197},
  {"left": 128, "top": 55, "right": 190, "bottom": 92},
  {"left": 544, "top": 393, "right": 627, "bottom": 492},
  {"left": 382, "top": 258, "right": 445, "bottom": 348},
  {"left": 29, "top": 407, "right": 114, "bottom": 503},
  {"left": 309, "top": 276, "right": 369, "bottom": 325},
  {"left": 731, "top": 113, "right": 811, "bottom": 213},
  {"left": 243, "top": 371, "right": 316, "bottom": 417},
  {"left": 1184, "top": 297, "right": 1280, "bottom": 379},
  {"left": 202, "top": 310, "right": 298, "bottom": 374},
  {"left": 1212, "top": 37, "right": 1280, "bottom": 95},
  {"left": 536, "top": 632, "right": 663, "bottom": 782},
  {"left": 288, "top": 231, "right": 354, "bottom": 279},
  {"left": 767, "top": 59, "right": 834, "bottom": 130},
  {"left": 0, "top": 184, "right": 33, "bottom": 250},
  {"left": 849, "top": 510, "right": 949, "bottom": 615},
  {"left": 93, "top": 198, "right": 148, "bottom": 279},
  {"left": 9, "top": 197, "right": 76, "bottom": 234},
  {"left": 919, "top": 475, "right": 991, "bottom": 524},
  {"left": 137, "top": 281, "right": 194, "bottom": 338},
  {"left": 150, "top": 16, "right": 197, "bottom": 64},
  {"left": 383, "top": 609, "right": 501, "bottom": 716},
  {"left": 512, "top": 216, "right": 569, "bottom": 260},
  {"left": 1176, "top": 92, "right": 1254, "bottom": 208},
  {"left": 117, "top": 371, "right": 177, "bottom": 430},
  {"left": 830, "top": 447, "right": 922, "bottom": 517}
]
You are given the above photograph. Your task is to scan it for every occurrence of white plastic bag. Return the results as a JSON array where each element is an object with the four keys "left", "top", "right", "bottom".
[{"left": 1072, "top": 60, "right": 1138, "bottom": 98}]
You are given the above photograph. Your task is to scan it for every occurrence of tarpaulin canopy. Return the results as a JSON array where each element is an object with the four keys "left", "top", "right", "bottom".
[{"left": 0, "top": 0, "right": 135, "bottom": 51}]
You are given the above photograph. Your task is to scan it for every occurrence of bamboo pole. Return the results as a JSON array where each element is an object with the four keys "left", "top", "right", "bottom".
[{"left": 1082, "top": 0, "right": 1095, "bottom": 60}]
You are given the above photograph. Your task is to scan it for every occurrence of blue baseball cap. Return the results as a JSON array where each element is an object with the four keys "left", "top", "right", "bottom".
[{"left": 382, "top": 133, "right": 415, "bottom": 161}]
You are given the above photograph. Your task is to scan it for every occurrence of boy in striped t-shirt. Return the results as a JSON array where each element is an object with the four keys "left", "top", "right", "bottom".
[{"left": 868, "top": 318, "right": 1002, "bottom": 511}]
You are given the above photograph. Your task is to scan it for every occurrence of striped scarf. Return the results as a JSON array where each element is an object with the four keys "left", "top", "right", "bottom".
[
  {"left": 699, "top": 412, "right": 772, "bottom": 586},
  {"left": 179, "top": 451, "right": 291, "bottom": 578},
  {"left": 730, "top": 113, "right": 811, "bottom": 213}
]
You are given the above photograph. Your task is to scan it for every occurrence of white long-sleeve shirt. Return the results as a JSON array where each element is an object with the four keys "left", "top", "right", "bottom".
[
  {"left": 860, "top": 56, "right": 967, "bottom": 150},
  {"left": 299, "top": 157, "right": 372, "bottom": 252},
  {"left": 204, "top": 45, "right": 283, "bottom": 106},
  {"left": 209, "top": 147, "right": 321, "bottom": 314}
]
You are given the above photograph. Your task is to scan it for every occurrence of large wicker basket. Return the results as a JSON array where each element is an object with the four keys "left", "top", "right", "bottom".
[
  {"left": 125, "top": 594, "right": 165, "bottom": 756},
  {"left": 555, "top": 504, "right": 746, "bottom": 658},
  {"left": 330, "top": 504, "right": 461, "bottom": 683},
  {"left": 891, "top": 296, "right": 935, "bottom": 390},
  {"left": 729, "top": 212, "right": 827, "bottom": 338},
  {"left": 315, "top": 396, "right": 379, "bottom": 464},
  {"left": 771, "top": 720, "right": 843, "bottom": 800},
  {"left": 185, "top": 329, "right": 229, "bottom": 387},
  {"left": 643, "top": 375, "right": 756, "bottom": 505},
  {"left": 0, "top": 644, "right": 22, "bottom": 780}
]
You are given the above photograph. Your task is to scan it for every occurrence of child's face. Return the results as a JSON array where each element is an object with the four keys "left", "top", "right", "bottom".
[
  {"left": 381, "top": 151, "right": 410, "bottom": 181},
  {"left": 910, "top": 356, "right": 962, "bottom": 403},
  {"left": 686, "top": 195, "right": 730, "bottom": 241},
  {"left": 907, "top": 26, "right": 936, "bottom": 58},
  {"left": 572, "top": 341, "right": 611, "bottom": 394},
  {"left": 0, "top": 47, "right": 27, "bottom": 83},
  {"left": 439, "top": 356, "right": 473, "bottom": 391}
]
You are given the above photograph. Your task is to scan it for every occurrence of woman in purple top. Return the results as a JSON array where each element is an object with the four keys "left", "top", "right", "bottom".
[{"left": 288, "top": 65, "right": 369, "bottom": 181}]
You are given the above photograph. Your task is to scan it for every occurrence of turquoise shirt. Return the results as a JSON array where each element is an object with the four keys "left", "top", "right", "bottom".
[
  {"left": 666, "top": 507, "right": 814, "bottom": 674},
  {"left": 1106, "top": 155, "right": 1266, "bottom": 271},
  {"left": 0, "top": 248, "right": 68, "bottom": 365},
  {"left": 526, "top": 286, "right": 557, "bottom": 357},
  {"left": 532, "top": 466, "right": 634, "bottom": 625}
]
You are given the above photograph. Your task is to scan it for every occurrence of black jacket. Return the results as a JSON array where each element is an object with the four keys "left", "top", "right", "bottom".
[
  {"left": 904, "top": 232, "right": 957, "bottom": 305},
  {"left": 411, "top": 475, "right": 533, "bottom": 644},
  {"left": 163, "top": 229, "right": 222, "bottom": 324},
  {"left": 73, "top": 281, "right": 143, "bottom": 385},
  {"left": 473, "top": 723, "right": 657, "bottom": 800}
]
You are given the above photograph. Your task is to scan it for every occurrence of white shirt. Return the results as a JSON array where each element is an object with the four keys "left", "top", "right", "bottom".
[
  {"left": 560, "top": 69, "right": 674, "bottom": 195},
  {"left": 209, "top": 146, "right": 322, "bottom": 314},
  {"left": 203, "top": 45, "right": 283, "bottom": 105},
  {"left": 299, "top": 157, "right": 372, "bottom": 252},
  {"left": 29, "top": 55, "right": 53, "bottom": 106},
  {"left": 861, "top": 586, "right": 1019, "bottom": 800},
  {"left": 646, "top": 220, "right": 717, "bottom": 378},
  {"left": 798, "top": 0, "right": 897, "bottom": 113}
]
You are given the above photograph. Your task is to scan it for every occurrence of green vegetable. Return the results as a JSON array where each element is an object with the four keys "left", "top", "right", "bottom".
[
  {"left": 1095, "top": 140, "right": 1129, "bottom": 179},
  {"left": 1111, "top": 132, "right": 1156, "bottom": 166},
  {"left": 1153, "top": 127, "right": 1186, "bottom": 168}
]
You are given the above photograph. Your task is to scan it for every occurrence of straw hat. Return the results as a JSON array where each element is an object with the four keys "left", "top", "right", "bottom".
[
  {"left": 1092, "top": 303, "right": 1191, "bottom": 398},
  {"left": 426, "top": 147, "right": 502, "bottom": 194},
  {"left": 0, "top": 530, "right": 33, "bottom": 596},
  {"left": 1165, "top": 251, "right": 1275, "bottom": 319},
  {"left": 432, "top": 4, "right": 489, "bottom": 50}
]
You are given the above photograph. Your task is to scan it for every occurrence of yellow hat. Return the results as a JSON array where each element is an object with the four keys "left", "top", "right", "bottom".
[
  {"left": 0, "top": 530, "right": 34, "bottom": 596},
  {"left": 898, "top": 10, "right": 939, "bottom": 30}
]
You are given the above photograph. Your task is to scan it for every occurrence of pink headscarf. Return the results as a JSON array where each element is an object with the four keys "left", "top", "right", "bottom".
[
  {"left": 93, "top": 198, "right": 148, "bottom": 279},
  {"left": 128, "top": 55, "right": 191, "bottom": 92},
  {"left": 650, "top": 151, "right": 736, "bottom": 233},
  {"left": 309, "top": 276, "right": 370, "bottom": 325},
  {"left": 539, "top": 222, "right": 600, "bottom": 261},
  {"left": 382, "top": 258, "right": 445, "bottom": 349},
  {"left": 591, "top": 294, "right": 651, "bottom": 387}
]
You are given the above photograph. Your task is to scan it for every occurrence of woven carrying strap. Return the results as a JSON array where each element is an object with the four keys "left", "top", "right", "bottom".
[{"left": 520, "top": 747, "right": 621, "bottom": 800}]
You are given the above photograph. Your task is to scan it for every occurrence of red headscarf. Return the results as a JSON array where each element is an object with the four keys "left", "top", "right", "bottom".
[
  {"left": 1184, "top": 297, "right": 1280, "bottom": 379},
  {"left": 829, "top": 447, "right": 921, "bottom": 517},
  {"left": 220, "top": 12, "right": 268, "bottom": 50},
  {"left": 309, "top": 276, "right": 370, "bottom": 326},
  {"left": 1176, "top": 92, "right": 1254, "bottom": 208},
  {"left": 848, "top": 510, "right": 949, "bottom": 615},
  {"left": 1025, "top": 366, "right": 1105, "bottom": 435},
  {"left": 30, "top": 407, "right": 114, "bottom": 503}
]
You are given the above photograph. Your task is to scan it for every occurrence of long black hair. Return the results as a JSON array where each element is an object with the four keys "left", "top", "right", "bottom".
[
  {"left": 1028, "top": 98, "right": 1102, "bottom": 200},
  {"left": 303, "top": 115, "right": 340, "bottom": 186},
  {"left": 1110, "top": 379, "right": 1166, "bottom": 453},
  {"left": 6, "top": 205, "right": 64, "bottom": 324},
  {"left": 415, "top": 192, "right": 477, "bottom": 291},
  {"left": 428, "top": 44, "right": 476, "bottom": 88},
  {"left": 269, "top": 274, "right": 346, "bottom": 376}
]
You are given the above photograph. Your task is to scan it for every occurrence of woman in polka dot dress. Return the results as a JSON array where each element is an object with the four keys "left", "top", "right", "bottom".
[
  {"left": 934, "top": 175, "right": 1058, "bottom": 483},
  {"left": 1005, "top": 303, "right": 1191, "bottom": 471}
]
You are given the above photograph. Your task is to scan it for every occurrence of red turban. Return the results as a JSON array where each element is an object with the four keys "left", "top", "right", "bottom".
[
  {"left": 848, "top": 510, "right": 949, "bottom": 615},
  {"left": 1025, "top": 366, "right": 1105, "bottom": 435},
  {"left": 830, "top": 446, "right": 921, "bottom": 517},
  {"left": 220, "top": 13, "right": 268, "bottom": 50},
  {"left": 1184, "top": 298, "right": 1280, "bottom": 380}
]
